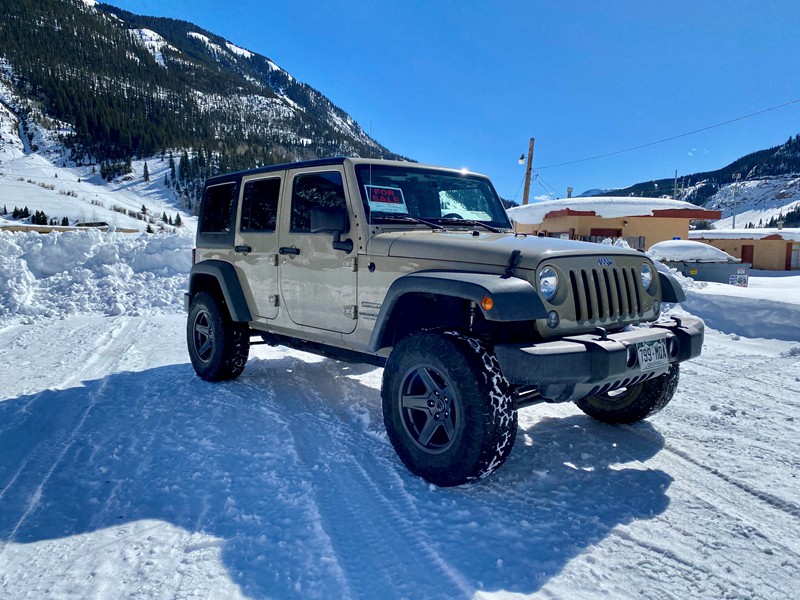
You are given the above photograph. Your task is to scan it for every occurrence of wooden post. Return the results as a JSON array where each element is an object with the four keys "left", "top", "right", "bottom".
[{"left": 522, "top": 137, "right": 535, "bottom": 205}]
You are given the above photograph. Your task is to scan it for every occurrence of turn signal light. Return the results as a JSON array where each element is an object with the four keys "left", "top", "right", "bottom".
[{"left": 481, "top": 296, "right": 494, "bottom": 311}]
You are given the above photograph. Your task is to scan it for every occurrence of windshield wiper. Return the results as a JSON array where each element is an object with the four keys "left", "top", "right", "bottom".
[
  {"left": 437, "top": 218, "right": 504, "bottom": 233},
  {"left": 372, "top": 214, "right": 446, "bottom": 230}
]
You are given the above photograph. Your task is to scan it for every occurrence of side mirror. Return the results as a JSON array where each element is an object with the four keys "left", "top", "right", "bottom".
[{"left": 310, "top": 206, "right": 353, "bottom": 253}]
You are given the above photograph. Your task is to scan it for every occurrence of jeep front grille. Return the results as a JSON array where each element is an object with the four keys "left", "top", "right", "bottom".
[{"left": 569, "top": 266, "right": 643, "bottom": 321}]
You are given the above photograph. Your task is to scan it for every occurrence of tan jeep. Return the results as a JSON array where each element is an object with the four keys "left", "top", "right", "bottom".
[{"left": 185, "top": 157, "right": 703, "bottom": 486}]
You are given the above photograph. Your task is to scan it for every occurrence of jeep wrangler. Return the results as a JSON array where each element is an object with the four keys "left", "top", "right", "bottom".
[{"left": 185, "top": 157, "right": 704, "bottom": 486}]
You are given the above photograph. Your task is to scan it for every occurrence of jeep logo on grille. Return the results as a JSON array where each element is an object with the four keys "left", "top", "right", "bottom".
[{"left": 598, "top": 258, "right": 613, "bottom": 266}]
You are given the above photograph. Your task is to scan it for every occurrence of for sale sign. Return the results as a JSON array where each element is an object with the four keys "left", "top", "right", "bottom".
[{"left": 365, "top": 185, "right": 409, "bottom": 214}]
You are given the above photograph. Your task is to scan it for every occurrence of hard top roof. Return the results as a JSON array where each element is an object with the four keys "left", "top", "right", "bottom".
[{"left": 203, "top": 157, "right": 487, "bottom": 186}]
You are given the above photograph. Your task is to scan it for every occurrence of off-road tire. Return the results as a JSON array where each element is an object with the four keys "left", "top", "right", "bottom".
[
  {"left": 382, "top": 331, "right": 517, "bottom": 487},
  {"left": 187, "top": 291, "right": 250, "bottom": 381},
  {"left": 576, "top": 364, "right": 680, "bottom": 424}
]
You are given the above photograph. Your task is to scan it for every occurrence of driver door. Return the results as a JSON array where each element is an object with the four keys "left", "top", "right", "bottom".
[{"left": 278, "top": 168, "right": 357, "bottom": 334}]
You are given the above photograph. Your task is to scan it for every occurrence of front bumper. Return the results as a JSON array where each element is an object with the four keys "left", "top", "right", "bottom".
[{"left": 494, "top": 316, "right": 704, "bottom": 402}]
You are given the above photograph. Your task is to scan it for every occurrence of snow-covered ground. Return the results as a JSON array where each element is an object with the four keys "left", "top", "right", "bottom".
[
  {"left": 0, "top": 107, "right": 798, "bottom": 597},
  {"left": 0, "top": 226, "right": 798, "bottom": 599}
]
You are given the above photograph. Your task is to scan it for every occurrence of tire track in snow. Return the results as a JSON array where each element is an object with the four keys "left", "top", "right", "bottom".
[
  {"left": 285, "top": 410, "right": 474, "bottom": 600},
  {"left": 555, "top": 418, "right": 798, "bottom": 599},
  {"left": 249, "top": 359, "right": 475, "bottom": 600},
  {"left": 605, "top": 526, "right": 777, "bottom": 600},
  {"left": 632, "top": 423, "right": 800, "bottom": 520},
  {"left": 683, "top": 357, "right": 800, "bottom": 404},
  {"left": 0, "top": 318, "right": 146, "bottom": 547}
]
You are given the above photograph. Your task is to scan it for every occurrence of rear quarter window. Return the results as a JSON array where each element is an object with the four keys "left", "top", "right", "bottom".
[
  {"left": 197, "top": 181, "right": 238, "bottom": 248},
  {"left": 199, "top": 183, "right": 237, "bottom": 233}
]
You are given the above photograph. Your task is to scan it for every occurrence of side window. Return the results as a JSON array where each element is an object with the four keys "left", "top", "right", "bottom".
[
  {"left": 199, "top": 183, "right": 236, "bottom": 233},
  {"left": 241, "top": 178, "right": 280, "bottom": 232},
  {"left": 291, "top": 171, "right": 346, "bottom": 232}
]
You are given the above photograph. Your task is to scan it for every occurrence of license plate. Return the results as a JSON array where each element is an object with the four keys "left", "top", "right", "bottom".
[{"left": 637, "top": 339, "right": 669, "bottom": 371}]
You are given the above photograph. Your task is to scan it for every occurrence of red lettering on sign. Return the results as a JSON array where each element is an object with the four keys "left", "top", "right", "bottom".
[{"left": 370, "top": 187, "right": 401, "bottom": 203}]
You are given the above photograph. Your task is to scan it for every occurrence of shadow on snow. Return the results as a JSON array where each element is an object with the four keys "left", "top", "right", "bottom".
[{"left": 0, "top": 354, "right": 671, "bottom": 598}]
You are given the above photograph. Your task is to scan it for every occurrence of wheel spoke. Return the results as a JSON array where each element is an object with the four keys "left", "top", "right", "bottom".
[
  {"left": 402, "top": 393, "right": 431, "bottom": 411},
  {"left": 195, "top": 324, "right": 210, "bottom": 336},
  {"left": 417, "top": 416, "right": 441, "bottom": 447},
  {"left": 417, "top": 367, "right": 444, "bottom": 397},
  {"left": 198, "top": 339, "right": 213, "bottom": 359},
  {"left": 441, "top": 411, "right": 455, "bottom": 439}
]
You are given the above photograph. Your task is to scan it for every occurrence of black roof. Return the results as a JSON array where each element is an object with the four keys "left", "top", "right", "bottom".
[{"left": 205, "top": 157, "right": 348, "bottom": 186}]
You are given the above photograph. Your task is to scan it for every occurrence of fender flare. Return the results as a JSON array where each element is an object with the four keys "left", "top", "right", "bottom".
[
  {"left": 659, "top": 270, "right": 687, "bottom": 303},
  {"left": 367, "top": 271, "right": 546, "bottom": 352},
  {"left": 188, "top": 260, "right": 252, "bottom": 322}
]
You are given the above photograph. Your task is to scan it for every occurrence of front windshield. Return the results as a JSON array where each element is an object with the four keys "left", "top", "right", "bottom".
[{"left": 355, "top": 164, "right": 512, "bottom": 230}]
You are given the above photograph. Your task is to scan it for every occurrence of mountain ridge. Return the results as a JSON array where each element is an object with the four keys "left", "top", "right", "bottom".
[{"left": 0, "top": 0, "right": 402, "bottom": 209}]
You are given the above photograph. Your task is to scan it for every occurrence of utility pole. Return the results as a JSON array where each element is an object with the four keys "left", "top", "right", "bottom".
[
  {"left": 673, "top": 169, "right": 678, "bottom": 199},
  {"left": 731, "top": 173, "right": 741, "bottom": 229},
  {"left": 522, "top": 137, "right": 535, "bottom": 205}
]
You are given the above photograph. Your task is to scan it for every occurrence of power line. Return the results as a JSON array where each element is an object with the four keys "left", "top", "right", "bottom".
[
  {"left": 537, "top": 96, "right": 800, "bottom": 170},
  {"left": 533, "top": 172, "right": 559, "bottom": 199}
]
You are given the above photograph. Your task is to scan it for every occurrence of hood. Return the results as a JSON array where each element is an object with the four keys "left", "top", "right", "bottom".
[{"left": 367, "top": 230, "right": 642, "bottom": 269}]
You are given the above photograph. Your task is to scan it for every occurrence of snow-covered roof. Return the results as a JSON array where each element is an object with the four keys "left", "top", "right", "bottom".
[
  {"left": 507, "top": 196, "right": 718, "bottom": 225},
  {"left": 648, "top": 240, "right": 737, "bottom": 263},
  {"left": 689, "top": 228, "right": 800, "bottom": 242}
]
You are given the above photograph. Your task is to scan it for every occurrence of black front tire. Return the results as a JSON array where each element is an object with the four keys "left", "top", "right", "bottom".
[
  {"left": 576, "top": 364, "right": 680, "bottom": 424},
  {"left": 187, "top": 291, "right": 250, "bottom": 381},
  {"left": 382, "top": 331, "right": 517, "bottom": 487}
]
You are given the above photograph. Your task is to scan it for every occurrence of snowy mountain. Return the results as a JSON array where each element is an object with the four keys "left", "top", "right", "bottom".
[
  {"left": 701, "top": 173, "right": 800, "bottom": 229},
  {"left": 581, "top": 135, "right": 800, "bottom": 229},
  {"left": 596, "top": 135, "right": 800, "bottom": 205},
  {"left": 0, "top": 0, "right": 400, "bottom": 210},
  {"left": 0, "top": 105, "right": 196, "bottom": 232}
]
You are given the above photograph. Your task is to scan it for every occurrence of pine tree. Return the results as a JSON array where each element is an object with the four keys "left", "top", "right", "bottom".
[
  {"left": 162, "top": 212, "right": 168, "bottom": 223},
  {"left": 174, "top": 213, "right": 182, "bottom": 227},
  {"left": 61, "top": 216, "right": 69, "bottom": 226},
  {"left": 146, "top": 223, "right": 154, "bottom": 233},
  {"left": 143, "top": 162, "right": 150, "bottom": 182}
]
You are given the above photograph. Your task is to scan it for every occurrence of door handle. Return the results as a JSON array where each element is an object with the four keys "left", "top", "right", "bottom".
[
  {"left": 279, "top": 247, "right": 300, "bottom": 256},
  {"left": 234, "top": 245, "right": 252, "bottom": 253}
]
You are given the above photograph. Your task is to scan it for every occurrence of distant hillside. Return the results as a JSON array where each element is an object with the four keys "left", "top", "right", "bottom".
[
  {"left": 591, "top": 135, "right": 800, "bottom": 206},
  {"left": 0, "top": 0, "right": 401, "bottom": 209}
]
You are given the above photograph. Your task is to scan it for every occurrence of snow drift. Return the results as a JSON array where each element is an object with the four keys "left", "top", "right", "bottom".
[{"left": 0, "top": 229, "right": 192, "bottom": 321}]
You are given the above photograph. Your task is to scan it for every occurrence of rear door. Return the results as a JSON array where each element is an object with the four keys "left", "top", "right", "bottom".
[
  {"left": 234, "top": 174, "right": 283, "bottom": 319},
  {"left": 278, "top": 167, "right": 357, "bottom": 333}
]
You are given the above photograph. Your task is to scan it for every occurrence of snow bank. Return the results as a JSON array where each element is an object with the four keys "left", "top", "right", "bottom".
[
  {"left": 656, "top": 262, "right": 800, "bottom": 341},
  {"left": 0, "top": 229, "right": 192, "bottom": 322},
  {"left": 648, "top": 240, "right": 737, "bottom": 262}
]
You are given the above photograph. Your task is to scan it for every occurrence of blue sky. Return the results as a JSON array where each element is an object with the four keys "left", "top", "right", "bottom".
[{"left": 105, "top": 0, "right": 800, "bottom": 201}]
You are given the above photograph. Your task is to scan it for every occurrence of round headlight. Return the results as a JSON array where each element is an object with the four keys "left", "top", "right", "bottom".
[
  {"left": 640, "top": 263, "right": 654, "bottom": 290},
  {"left": 539, "top": 266, "right": 559, "bottom": 301}
]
